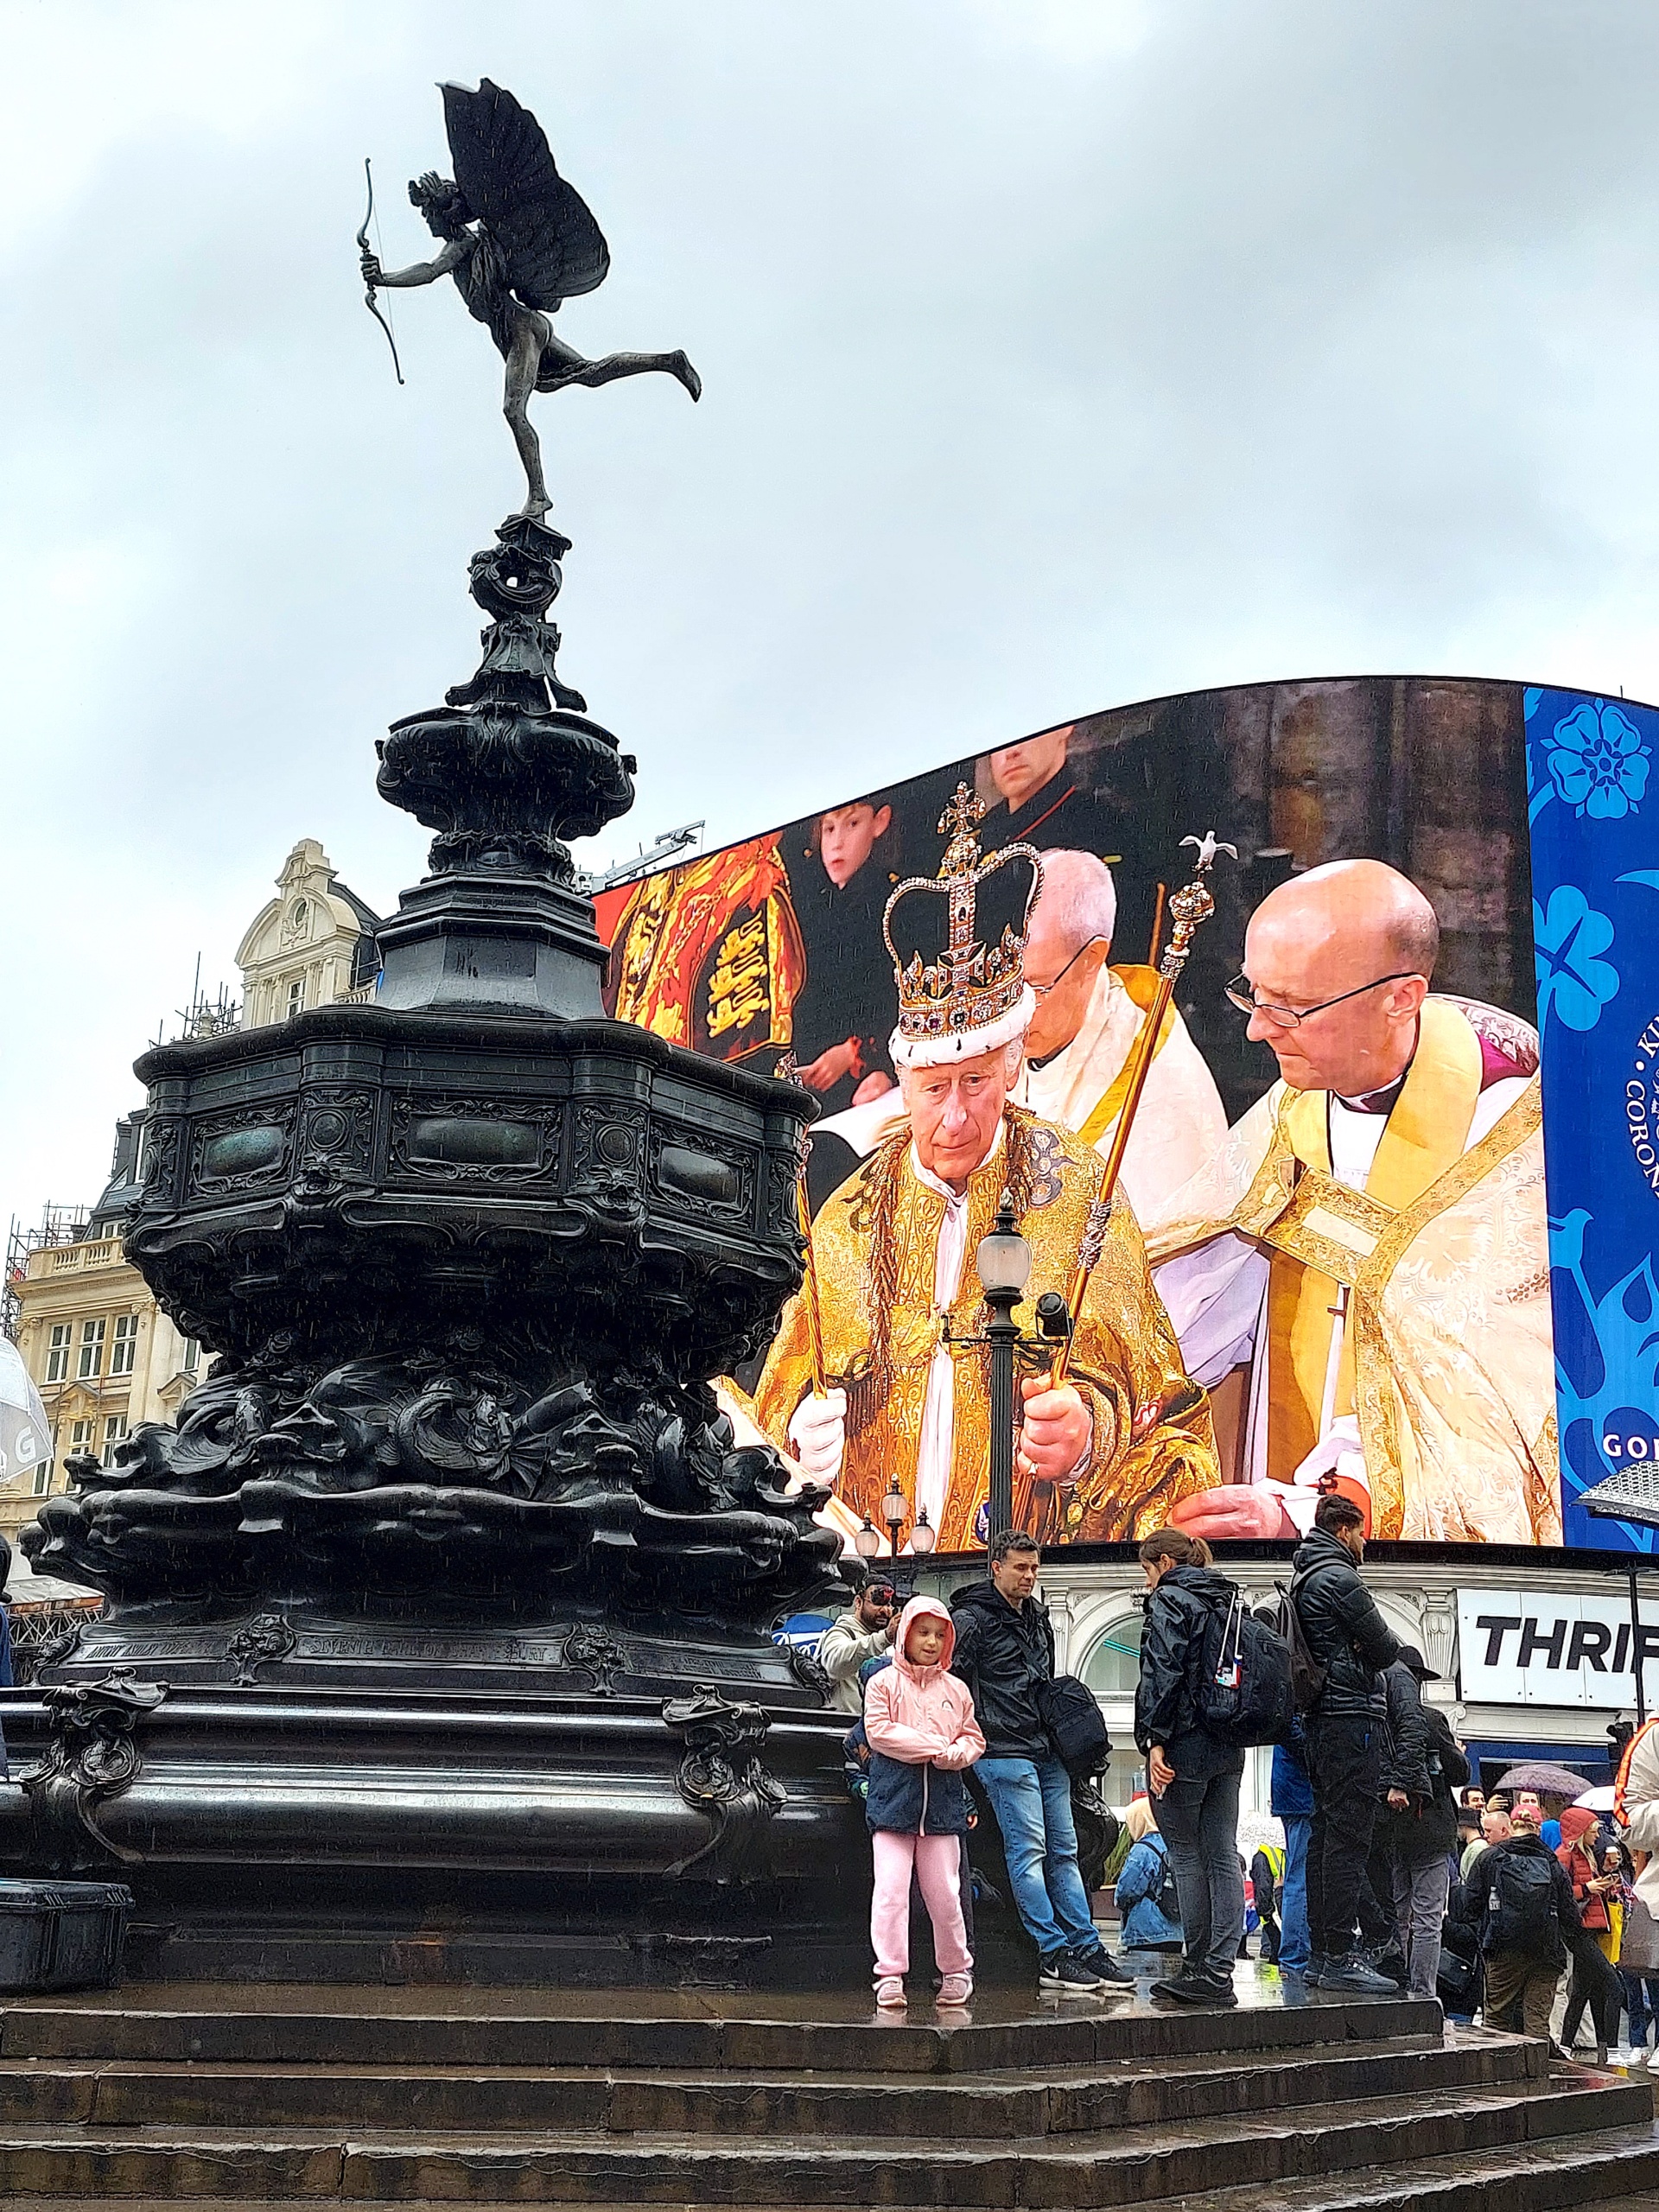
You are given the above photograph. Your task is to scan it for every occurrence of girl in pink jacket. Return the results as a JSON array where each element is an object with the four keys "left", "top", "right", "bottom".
[{"left": 862, "top": 1593, "right": 986, "bottom": 2008}]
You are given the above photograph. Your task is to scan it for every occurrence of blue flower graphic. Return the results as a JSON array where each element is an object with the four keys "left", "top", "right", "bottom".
[
  {"left": 1544, "top": 698, "right": 1650, "bottom": 819},
  {"left": 1533, "top": 887, "right": 1620, "bottom": 1033}
]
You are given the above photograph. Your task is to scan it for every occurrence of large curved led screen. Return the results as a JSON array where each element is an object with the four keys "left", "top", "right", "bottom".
[{"left": 594, "top": 676, "right": 1659, "bottom": 1555}]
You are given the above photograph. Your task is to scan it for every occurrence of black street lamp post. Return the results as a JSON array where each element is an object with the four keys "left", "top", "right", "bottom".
[
  {"left": 943, "top": 1195, "right": 1077, "bottom": 1564},
  {"left": 975, "top": 1198, "right": 1033, "bottom": 1548}
]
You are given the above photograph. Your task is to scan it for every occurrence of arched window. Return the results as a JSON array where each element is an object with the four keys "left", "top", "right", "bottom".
[{"left": 1078, "top": 1611, "right": 1143, "bottom": 1696}]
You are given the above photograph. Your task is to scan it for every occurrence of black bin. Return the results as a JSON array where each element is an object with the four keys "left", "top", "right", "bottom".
[{"left": 0, "top": 1879, "right": 133, "bottom": 1992}]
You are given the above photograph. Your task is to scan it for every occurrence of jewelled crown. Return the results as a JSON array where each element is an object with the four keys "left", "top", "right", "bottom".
[{"left": 881, "top": 784, "right": 1044, "bottom": 1069}]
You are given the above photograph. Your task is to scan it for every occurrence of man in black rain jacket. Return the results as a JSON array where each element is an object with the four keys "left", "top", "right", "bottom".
[
  {"left": 1464, "top": 1818, "right": 1580, "bottom": 2039},
  {"left": 1376, "top": 1645, "right": 1469, "bottom": 1999},
  {"left": 1135, "top": 1536, "right": 1248, "bottom": 2003},
  {"left": 1290, "top": 1493, "right": 1404, "bottom": 1995},
  {"left": 951, "top": 1532, "right": 1130, "bottom": 1993}
]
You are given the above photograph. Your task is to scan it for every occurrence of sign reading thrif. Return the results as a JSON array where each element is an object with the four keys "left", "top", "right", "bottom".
[{"left": 1457, "top": 1587, "right": 1659, "bottom": 1708}]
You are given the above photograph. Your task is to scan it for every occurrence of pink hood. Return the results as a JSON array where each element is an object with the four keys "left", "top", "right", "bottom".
[
  {"left": 893, "top": 1594, "right": 957, "bottom": 1680},
  {"left": 861, "top": 1592, "right": 982, "bottom": 1768}
]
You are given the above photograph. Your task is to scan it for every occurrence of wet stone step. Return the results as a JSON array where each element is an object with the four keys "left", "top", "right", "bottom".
[
  {"left": 1158, "top": 2117, "right": 1659, "bottom": 2211},
  {"left": 0, "top": 2080, "right": 1646, "bottom": 2207},
  {"left": 0, "top": 2032, "right": 1542, "bottom": 2138},
  {"left": 0, "top": 1993, "right": 1446, "bottom": 2075}
]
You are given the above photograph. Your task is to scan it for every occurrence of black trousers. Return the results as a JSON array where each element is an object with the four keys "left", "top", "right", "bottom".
[
  {"left": 1305, "top": 1711, "right": 1382, "bottom": 1961},
  {"left": 1561, "top": 1929, "right": 1622, "bottom": 2048}
]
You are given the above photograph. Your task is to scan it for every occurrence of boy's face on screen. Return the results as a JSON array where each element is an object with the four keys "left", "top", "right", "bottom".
[{"left": 818, "top": 803, "right": 891, "bottom": 888}]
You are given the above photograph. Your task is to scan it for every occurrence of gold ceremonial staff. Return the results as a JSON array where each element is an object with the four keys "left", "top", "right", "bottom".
[{"left": 1048, "top": 830, "right": 1236, "bottom": 1389}]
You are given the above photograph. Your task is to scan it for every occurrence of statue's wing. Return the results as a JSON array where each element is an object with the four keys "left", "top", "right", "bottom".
[{"left": 440, "top": 78, "right": 609, "bottom": 309}]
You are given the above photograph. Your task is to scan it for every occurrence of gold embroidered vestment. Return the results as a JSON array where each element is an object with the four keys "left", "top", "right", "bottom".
[
  {"left": 752, "top": 1107, "right": 1217, "bottom": 1548},
  {"left": 1147, "top": 999, "right": 1560, "bottom": 1545}
]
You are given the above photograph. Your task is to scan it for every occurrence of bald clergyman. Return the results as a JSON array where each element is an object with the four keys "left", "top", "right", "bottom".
[{"left": 1143, "top": 859, "right": 1560, "bottom": 1548}]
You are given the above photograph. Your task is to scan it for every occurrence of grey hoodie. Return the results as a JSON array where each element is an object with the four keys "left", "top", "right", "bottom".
[{"left": 817, "top": 1606, "right": 893, "bottom": 1713}]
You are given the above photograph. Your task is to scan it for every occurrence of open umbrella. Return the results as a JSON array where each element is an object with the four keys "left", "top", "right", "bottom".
[
  {"left": 1574, "top": 1785, "right": 1618, "bottom": 1813},
  {"left": 0, "top": 1338, "right": 49, "bottom": 1495},
  {"left": 1494, "top": 1761, "right": 1598, "bottom": 1799}
]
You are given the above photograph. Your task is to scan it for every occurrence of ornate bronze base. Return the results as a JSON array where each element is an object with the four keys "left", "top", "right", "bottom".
[{"left": 0, "top": 1618, "right": 873, "bottom": 1987}]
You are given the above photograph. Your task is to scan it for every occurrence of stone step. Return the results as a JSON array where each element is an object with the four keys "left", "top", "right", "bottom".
[
  {"left": 0, "top": 2076, "right": 1645, "bottom": 2203},
  {"left": 0, "top": 1990, "right": 1443, "bottom": 2075},
  {"left": 0, "top": 2031, "right": 1541, "bottom": 2137},
  {"left": 1164, "top": 2118, "right": 1659, "bottom": 2209},
  {"left": 0, "top": 2140, "right": 1654, "bottom": 2212}
]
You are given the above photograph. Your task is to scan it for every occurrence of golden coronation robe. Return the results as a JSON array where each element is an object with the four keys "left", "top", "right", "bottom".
[
  {"left": 751, "top": 1105, "right": 1218, "bottom": 1551},
  {"left": 1145, "top": 995, "right": 1560, "bottom": 1546}
]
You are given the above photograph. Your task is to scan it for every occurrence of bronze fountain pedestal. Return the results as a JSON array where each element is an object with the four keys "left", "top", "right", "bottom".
[{"left": 1, "top": 509, "right": 866, "bottom": 1987}]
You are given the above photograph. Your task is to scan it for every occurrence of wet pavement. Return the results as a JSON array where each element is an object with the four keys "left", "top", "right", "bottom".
[{"left": 0, "top": 1957, "right": 1415, "bottom": 2024}]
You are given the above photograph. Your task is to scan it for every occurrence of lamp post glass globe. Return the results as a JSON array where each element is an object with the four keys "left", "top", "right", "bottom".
[
  {"left": 976, "top": 1200, "right": 1032, "bottom": 1299},
  {"left": 854, "top": 1517, "right": 881, "bottom": 1561},
  {"left": 910, "top": 1507, "right": 937, "bottom": 1556},
  {"left": 880, "top": 1480, "right": 907, "bottom": 1554}
]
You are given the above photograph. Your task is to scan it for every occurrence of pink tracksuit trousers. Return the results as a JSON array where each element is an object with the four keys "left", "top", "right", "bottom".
[{"left": 869, "top": 1830, "right": 973, "bottom": 1979}]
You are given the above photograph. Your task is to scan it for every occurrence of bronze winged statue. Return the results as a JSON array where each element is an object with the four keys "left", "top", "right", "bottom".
[{"left": 359, "top": 79, "right": 700, "bottom": 518}]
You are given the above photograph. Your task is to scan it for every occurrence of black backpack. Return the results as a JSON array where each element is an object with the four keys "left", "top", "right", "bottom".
[
  {"left": 1276, "top": 1578, "right": 1329, "bottom": 1714},
  {"left": 1196, "top": 1589, "right": 1297, "bottom": 1746},
  {"left": 1035, "top": 1674, "right": 1112, "bottom": 1777},
  {"left": 1487, "top": 1848, "right": 1560, "bottom": 1955}
]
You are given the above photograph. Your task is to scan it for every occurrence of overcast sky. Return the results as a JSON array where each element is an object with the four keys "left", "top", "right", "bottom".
[{"left": 6, "top": 0, "right": 1659, "bottom": 1227}]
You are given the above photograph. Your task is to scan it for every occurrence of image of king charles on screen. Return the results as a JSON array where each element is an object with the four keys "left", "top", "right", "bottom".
[{"left": 743, "top": 785, "right": 1219, "bottom": 1551}]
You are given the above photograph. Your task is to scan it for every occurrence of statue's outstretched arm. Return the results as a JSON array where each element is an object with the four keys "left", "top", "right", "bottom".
[{"left": 360, "top": 236, "right": 471, "bottom": 289}]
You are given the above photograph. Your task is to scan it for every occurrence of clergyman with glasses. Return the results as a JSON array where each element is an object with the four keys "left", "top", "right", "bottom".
[{"left": 1143, "top": 857, "right": 1558, "bottom": 1547}]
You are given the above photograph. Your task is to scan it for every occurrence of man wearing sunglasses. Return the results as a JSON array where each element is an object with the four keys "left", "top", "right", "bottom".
[
  {"left": 1147, "top": 857, "right": 1557, "bottom": 1548},
  {"left": 818, "top": 1571, "right": 899, "bottom": 1714}
]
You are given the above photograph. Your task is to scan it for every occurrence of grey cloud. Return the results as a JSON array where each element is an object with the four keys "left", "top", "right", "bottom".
[{"left": 4, "top": 0, "right": 1657, "bottom": 1222}]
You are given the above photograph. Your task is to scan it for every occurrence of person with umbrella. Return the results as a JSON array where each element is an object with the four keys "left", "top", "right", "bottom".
[{"left": 1493, "top": 1762, "right": 1591, "bottom": 1821}]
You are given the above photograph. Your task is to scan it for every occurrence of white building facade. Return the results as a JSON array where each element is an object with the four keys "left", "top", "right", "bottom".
[{"left": 913, "top": 1548, "right": 1650, "bottom": 1821}]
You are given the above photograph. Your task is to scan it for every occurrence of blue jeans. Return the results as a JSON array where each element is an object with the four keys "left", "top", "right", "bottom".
[
  {"left": 1277, "top": 1815, "right": 1312, "bottom": 1974},
  {"left": 977, "top": 1754, "right": 1098, "bottom": 1959},
  {"left": 1622, "top": 1970, "right": 1659, "bottom": 2045}
]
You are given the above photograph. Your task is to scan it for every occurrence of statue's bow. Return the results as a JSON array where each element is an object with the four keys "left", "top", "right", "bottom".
[{"left": 356, "top": 157, "right": 405, "bottom": 387}]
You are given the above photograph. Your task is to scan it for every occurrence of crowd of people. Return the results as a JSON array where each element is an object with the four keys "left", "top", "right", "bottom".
[{"left": 827, "top": 1502, "right": 1656, "bottom": 2052}]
